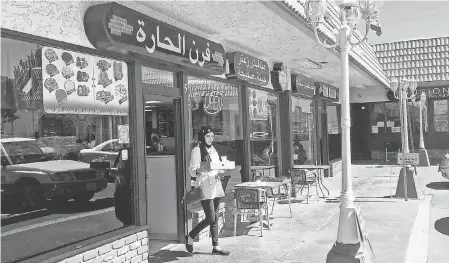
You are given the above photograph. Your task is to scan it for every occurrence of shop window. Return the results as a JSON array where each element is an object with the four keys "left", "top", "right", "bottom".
[
  {"left": 434, "top": 99, "right": 449, "bottom": 132},
  {"left": 370, "top": 102, "right": 401, "bottom": 133},
  {"left": 186, "top": 76, "right": 243, "bottom": 193},
  {"left": 371, "top": 101, "right": 429, "bottom": 134},
  {"left": 327, "top": 105, "right": 341, "bottom": 160},
  {"left": 1, "top": 37, "right": 134, "bottom": 262},
  {"left": 249, "top": 88, "right": 279, "bottom": 177},
  {"left": 291, "top": 97, "right": 315, "bottom": 165}
]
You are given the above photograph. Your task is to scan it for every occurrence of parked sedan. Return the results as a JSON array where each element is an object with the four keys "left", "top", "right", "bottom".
[
  {"left": 1, "top": 138, "right": 107, "bottom": 211},
  {"left": 78, "top": 139, "right": 119, "bottom": 164},
  {"left": 79, "top": 139, "right": 120, "bottom": 182}
]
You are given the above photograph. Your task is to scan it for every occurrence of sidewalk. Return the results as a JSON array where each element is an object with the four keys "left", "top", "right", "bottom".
[
  {"left": 148, "top": 165, "right": 428, "bottom": 263},
  {"left": 424, "top": 166, "right": 449, "bottom": 263}
]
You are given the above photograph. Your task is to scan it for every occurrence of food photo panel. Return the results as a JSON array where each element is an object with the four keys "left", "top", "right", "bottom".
[{"left": 42, "top": 46, "right": 129, "bottom": 116}]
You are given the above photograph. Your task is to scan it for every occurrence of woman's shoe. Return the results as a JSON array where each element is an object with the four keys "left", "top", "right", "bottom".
[
  {"left": 212, "top": 247, "right": 230, "bottom": 256},
  {"left": 185, "top": 235, "right": 193, "bottom": 253}
]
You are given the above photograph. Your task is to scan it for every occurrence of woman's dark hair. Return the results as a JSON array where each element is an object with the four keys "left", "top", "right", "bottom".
[{"left": 198, "top": 126, "right": 213, "bottom": 162}]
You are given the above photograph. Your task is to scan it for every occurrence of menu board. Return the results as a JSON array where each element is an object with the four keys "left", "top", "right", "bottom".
[
  {"left": 248, "top": 88, "right": 268, "bottom": 121},
  {"left": 42, "top": 46, "right": 128, "bottom": 115}
]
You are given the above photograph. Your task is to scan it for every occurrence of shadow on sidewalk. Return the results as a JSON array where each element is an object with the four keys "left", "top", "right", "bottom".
[
  {"left": 426, "top": 182, "right": 449, "bottom": 190},
  {"left": 149, "top": 250, "right": 193, "bottom": 263},
  {"left": 435, "top": 217, "right": 449, "bottom": 236}
]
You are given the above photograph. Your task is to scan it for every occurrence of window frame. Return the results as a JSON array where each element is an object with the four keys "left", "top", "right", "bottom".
[
  {"left": 432, "top": 98, "right": 449, "bottom": 133},
  {"left": 1, "top": 28, "right": 147, "bottom": 263},
  {"left": 291, "top": 95, "right": 316, "bottom": 165}
]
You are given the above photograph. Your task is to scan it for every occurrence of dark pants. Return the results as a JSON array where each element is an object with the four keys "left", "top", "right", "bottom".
[{"left": 189, "top": 197, "right": 220, "bottom": 246}]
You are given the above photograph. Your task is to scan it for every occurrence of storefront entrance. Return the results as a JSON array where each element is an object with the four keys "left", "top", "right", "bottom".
[{"left": 140, "top": 67, "right": 184, "bottom": 243}]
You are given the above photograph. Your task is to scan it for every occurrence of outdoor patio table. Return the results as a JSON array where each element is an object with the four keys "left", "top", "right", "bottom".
[
  {"left": 234, "top": 180, "right": 289, "bottom": 229},
  {"left": 292, "top": 165, "right": 331, "bottom": 198}
]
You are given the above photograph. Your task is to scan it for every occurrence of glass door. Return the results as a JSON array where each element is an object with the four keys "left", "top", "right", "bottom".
[{"left": 140, "top": 66, "right": 183, "bottom": 243}]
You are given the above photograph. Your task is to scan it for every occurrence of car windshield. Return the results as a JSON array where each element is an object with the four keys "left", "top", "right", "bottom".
[{"left": 2, "top": 141, "right": 57, "bottom": 165}]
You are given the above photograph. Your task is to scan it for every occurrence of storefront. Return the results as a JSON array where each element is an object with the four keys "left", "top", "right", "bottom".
[
  {"left": 277, "top": 73, "right": 341, "bottom": 177},
  {"left": 0, "top": 2, "right": 282, "bottom": 262},
  {"left": 362, "top": 85, "right": 449, "bottom": 164},
  {"left": 1, "top": 1, "right": 388, "bottom": 262}
]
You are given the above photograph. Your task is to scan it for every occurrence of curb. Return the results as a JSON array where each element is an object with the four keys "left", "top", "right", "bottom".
[
  {"left": 403, "top": 194, "right": 432, "bottom": 263},
  {"left": 1, "top": 209, "right": 51, "bottom": 226}
]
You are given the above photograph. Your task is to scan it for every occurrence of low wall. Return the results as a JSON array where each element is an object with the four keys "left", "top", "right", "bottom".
[
  {"left": 326, "top": 158, "right": 342, "bottom": 177},
  {"left": 58, "top": 231, "right": 149, "bottom": 263}
]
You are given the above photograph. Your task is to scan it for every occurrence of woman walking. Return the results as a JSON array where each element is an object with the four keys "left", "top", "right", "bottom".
[{"left": 185, "top": 126, "right": 230, "bottom": 256}]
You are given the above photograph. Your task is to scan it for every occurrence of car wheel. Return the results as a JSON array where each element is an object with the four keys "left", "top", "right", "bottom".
[
  {"left": 73, "top": 192, "right": 95, "bottom": 204},
  {"left": 18, "top": 183, "right": 45, "bottom": 212}
]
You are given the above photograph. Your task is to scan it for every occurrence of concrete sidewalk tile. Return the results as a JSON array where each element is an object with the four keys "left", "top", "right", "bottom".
[
  {"left": 148, "top": 165, "right": 422, "bottom": 263},
  {"left": 403, "top": 195, "right": 431, "bottom": 263}
]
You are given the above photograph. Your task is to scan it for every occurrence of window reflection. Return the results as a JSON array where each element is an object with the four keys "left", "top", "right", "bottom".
[
  {"left": 249, "top": 88, "right": 278, "bottom": 178},
  {"left": 145, "top": 98, "right": 176, "bottom": 155},
  {"left": 1, "top": 37, "right": 130, "bottom": 262},
  {"left": 434, "top": 99, "right": 449, "bottom": 132},
  {"left": 186, "top": 76, "right": 243, "bottom": 193},
  {"left": 291, "top": 97, "right": 315, "bottom": 165}
]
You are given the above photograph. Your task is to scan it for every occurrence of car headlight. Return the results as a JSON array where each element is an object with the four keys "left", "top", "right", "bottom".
[{"left": 50, "top": 172, "right": 74, "bottom": 181}]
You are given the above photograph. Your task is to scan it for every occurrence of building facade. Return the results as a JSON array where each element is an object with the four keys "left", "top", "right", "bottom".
[
  {"left": 350, "top": 37, "right": 449, "bottom": 164},
  {"left": 1, "top": 1, "right": 387, "bottom": 263}
]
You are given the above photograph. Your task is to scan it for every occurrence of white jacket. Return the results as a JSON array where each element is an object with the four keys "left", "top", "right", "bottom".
[{"left": 189, "top": 145, "right": 225, "bottom": 200}]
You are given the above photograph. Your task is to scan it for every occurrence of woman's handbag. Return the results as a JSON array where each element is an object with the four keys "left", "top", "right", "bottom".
[{"left": 183, "top": 185, "right": 204, "bottom": 206}]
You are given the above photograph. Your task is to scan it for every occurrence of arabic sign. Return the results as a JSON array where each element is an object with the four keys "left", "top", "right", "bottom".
[
  {"left": 315, "top": 82, "right": 339, "bottom": 102},
  {"left": 248, "top": 88, "right": 268, "bottom": 120},
  {"left": 292, "top": 74, "right": 315, "bottom": 98},
  {"left": 42, "top": 46, "right": 129, "bottom": 115},
  {"left": 417, "top": 86, "right": 449, "bottom": 100},
  {"left": 84, "top": 2, "right": 226, "bottom": 75},
  {"left": 397, "top": 153, "right": 420, "bottom": 165},
  {"left": 226, "top": 52, "right": 269, "bottom": 86}
]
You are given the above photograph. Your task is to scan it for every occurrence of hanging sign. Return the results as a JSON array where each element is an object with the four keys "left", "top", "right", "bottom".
[
  {"left": 84, "top": 2, "right": 226, "bottom": 75},
  {"left": 42, "top": 46, "right": 129, "bottom": 115},
  {"left": 226, "top": 52, "right": 269, "bottom": 86},
  {"left": 315, "top": 82, "right": 339, "bottom": 102},
  {"left": 417, "top": 86, "right": 449, "bottom": 99},
  {"left": 292, "top": 73, "right": 315, "bottom": 98},
  {"left": 271, "top": 63, "right": 289, "bottom": 91}
]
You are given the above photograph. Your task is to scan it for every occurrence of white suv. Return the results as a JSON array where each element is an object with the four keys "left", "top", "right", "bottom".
[{"left": 1, "top": 138, "right": 107, "bottom": 211}]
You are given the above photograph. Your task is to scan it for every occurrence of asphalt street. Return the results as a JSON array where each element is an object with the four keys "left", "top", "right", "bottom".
[{"left": 1, "top": 183, "right": 121, "bottom": 263}]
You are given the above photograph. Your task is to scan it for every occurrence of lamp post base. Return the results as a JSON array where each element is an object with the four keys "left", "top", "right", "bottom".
[
  {"left": 395, "top": 167, "right": 422, "bottom": 199},
  {"left": 326, "top": 242, "right": 361, "bottom": 263},
  {"left": 418, "top": 148, "right": 430, "bottom": 166},
  {"left": 326, "top": 241, "right": 377, "bottom": 263}
]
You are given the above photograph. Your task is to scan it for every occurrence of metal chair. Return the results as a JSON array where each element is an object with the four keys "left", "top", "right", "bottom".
[
  {"left": 289, "top": 168, "right": 319, "bottom": 204},
  {"left": 233, "top": 187, "right": 270, "bottom": 237},
  {"left": 259, "top": 176, "right": 292, "bottom": 217}
]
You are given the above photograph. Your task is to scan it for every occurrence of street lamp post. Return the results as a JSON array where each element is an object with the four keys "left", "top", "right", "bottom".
[
  {"left": 389, "top": 78, "right": 418, "bottom": 201},
  {"left": 418, "top": 91, "right": 426, "bottom": 149},
  {"left": 413, "top": 90, "right": 431, "bottom": 166},
  {"left": 304, "top": 0, "right": 383, "bottom": 262}
]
